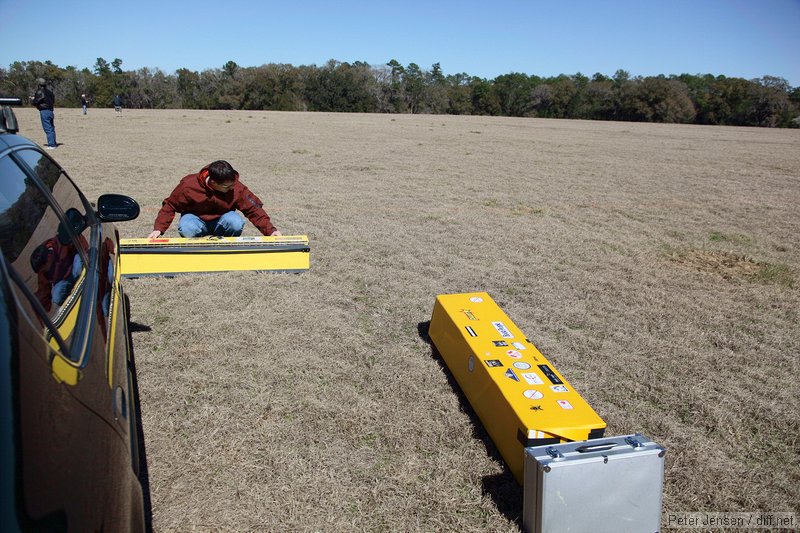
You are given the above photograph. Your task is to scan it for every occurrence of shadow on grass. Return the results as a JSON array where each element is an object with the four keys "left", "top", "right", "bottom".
[
  {"left": 417, "top": 320, "right": 523, "bottom": 528},
  {"left": 129, "top": 322, "right": 152, "bottom": 333}
]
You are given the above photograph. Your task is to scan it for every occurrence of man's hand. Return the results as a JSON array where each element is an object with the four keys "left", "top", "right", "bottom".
[
  {"left": 148, "top": 230, "right": 162, "bottom": 239},
  {"left": 270, "top": 230, "right": 282, "bottom": 237}
]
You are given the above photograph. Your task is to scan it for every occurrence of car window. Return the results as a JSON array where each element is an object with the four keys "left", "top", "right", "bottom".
[
  {"left": 16, "top": 149, "right": 118, "bottom": 347},
  {"left": 14, "top": 148, "right": 61, "bottom": 192},
  {"left": 15, "top": 149, "right": 92, "bottom": 220},
  {"left": 0, "top": 156, "right": 50, "bottom": 262},
  {"left": 0, "top": 154, "right": 89, "bottom": 334}
]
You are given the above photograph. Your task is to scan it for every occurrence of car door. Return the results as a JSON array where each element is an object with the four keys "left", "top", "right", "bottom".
[
  {"left": 13, "top": 148, "right": 130, "bottom": 424},
  {"left": 0, "top": 149, "right": 145, "bottom": 531}
]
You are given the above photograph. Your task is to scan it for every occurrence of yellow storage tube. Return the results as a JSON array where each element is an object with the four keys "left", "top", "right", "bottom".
[
  {"left": 119, "top": 235, "right": 309, "bottom": 277},
  {"left": 429, "top": 292, "right": 606, "bottom": 484}
]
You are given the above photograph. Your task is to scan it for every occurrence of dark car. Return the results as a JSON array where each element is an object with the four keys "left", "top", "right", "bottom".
[{"left": 0, "top": 98, "right": 151, "bottom": 532}]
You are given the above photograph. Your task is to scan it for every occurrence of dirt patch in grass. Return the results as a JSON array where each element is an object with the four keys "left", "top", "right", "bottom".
[
  {"left": 668, "top": 249, "right": 794, "bottom": 287},
  {"left": 670, "top": 249, "right": 768, "bottom": 278}
]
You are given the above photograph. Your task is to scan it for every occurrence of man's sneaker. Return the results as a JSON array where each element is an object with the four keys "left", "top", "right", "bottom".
[{"left": 44, "top": 145, "right": 57, "bottom": 150}]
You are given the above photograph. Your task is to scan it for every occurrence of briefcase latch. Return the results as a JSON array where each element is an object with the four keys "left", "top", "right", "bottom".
[
  {"left": 545, "top": 446, "right": 564, "bottom": 460},
  {"left": 624, "top": 436, "right": 643, "bottom": 449}
]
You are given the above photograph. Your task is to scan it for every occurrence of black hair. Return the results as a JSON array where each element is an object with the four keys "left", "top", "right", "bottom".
[
  {"left": 30, "top": 243, "right": 51, "bottom": 272},
  {"left": 207, "top": 160, "right": 237, "bottom": 182}
]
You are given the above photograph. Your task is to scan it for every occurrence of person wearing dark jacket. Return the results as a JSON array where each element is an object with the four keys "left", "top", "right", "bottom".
[
  {"left": 148, "top": 160, "right": 282, "bottom": 238},
  {"left": 30, "top": 78, "right": 56, "bottom": 149}
]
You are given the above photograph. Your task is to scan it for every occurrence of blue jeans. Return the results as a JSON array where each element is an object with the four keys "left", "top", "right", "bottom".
[
  {"left": 39, "top": 109, "right": 56, "bottom": 147},
  {"left": 51, "top": 253, "right": 83, "bottom": 305},
  {"left": 178, "top": 212, "right": 245, "bottom": 237}
]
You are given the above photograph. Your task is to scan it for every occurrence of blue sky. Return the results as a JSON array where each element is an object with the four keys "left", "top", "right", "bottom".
[{"left": 1, "top": 0, "right": 798, "bottom": 86}]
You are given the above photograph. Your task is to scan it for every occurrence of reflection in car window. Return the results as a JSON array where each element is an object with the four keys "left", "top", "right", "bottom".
[
  {"left": 18, "top": 150, "right": 116, "bottom": 345},
  {"left": 0, "top": 154, "right": 88, "bottom": 330},
  {"left": 16, "top": 149, "right": 91, "bottom": 226},
  {"left": 0, "top": 156, "right": 50, "bottom": 262},
  {"left": 15, "top": 149, "right": 62, "bottom": 194},
  {"left": 28, "top": 207, "right": 88, "bottom": 314}
]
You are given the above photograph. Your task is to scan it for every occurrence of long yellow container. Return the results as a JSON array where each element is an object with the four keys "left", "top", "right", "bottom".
[
  {"left": 119, "top": 235, "right": 309, "bottom": 277},
  {"left": 429, "top": 292, "right": 606, "bottom": 484}
]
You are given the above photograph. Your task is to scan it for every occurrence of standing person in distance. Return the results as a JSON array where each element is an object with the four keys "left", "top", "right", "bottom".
[
  {"left": 113, "top": 94, "right": 122, "bottom": 115},
  {"left": 81, "top": 94, "right": 88, "bottom": 115},
  {"left": 147, "top": 160, "right": 282, "bottom": 239},
  {"left": 30, "top": 78, "right": 57, "bottom": 149}
]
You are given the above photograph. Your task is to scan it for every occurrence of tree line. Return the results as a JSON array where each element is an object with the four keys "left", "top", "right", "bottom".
[{"left": 2, "top": 58, "right": 798, "bottom": 127}]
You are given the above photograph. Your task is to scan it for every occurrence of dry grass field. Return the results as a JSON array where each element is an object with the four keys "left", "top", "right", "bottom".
[{"left": 15, "top": 107, "right": 800, "bottom": 532}]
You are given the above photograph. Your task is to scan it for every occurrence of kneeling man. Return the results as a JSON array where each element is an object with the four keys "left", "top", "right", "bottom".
[{"left": 148, "top": 160, "right": 281, "bottom": 238}]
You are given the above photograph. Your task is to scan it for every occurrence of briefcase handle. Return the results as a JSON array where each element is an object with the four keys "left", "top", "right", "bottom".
[
  {"left": 575, "top": 442, "right": 618, "bottom": 453},
  {"left": 576, "top": 436, "right": 645, "bottom": 453}
]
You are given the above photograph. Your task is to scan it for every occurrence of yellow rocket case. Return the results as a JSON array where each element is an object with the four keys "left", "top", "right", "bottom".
[
  {"left": 429, "top": 292, "right": 606, "bottom": 484},
  {"left": 119, "top": 235, "right": 309, "bottom": 277}
]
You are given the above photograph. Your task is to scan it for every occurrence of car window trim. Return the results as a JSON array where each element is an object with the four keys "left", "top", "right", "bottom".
[
  {"left": 1, "top": 254, "right": 71, "bottom": 361},
  {"left": 8, "top": 147, "right": 101, "bottom": 366}
]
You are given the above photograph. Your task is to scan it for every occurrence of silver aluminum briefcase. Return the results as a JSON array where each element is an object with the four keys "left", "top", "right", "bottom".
[{"left": 523, "top": 433, "right": 666, "bottom": 533}]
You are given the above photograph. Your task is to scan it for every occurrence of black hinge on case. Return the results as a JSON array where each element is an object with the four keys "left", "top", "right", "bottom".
[
  {"left": 588, "top": 427, "right": 606, "bottom": 439},
  {"left": 517, "top": 428, "right": 560, "bottom": 448}
]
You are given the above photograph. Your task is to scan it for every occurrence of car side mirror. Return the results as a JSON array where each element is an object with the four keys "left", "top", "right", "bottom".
[{"left": 97, "top": 194, "right": 140, "bottom": 222}]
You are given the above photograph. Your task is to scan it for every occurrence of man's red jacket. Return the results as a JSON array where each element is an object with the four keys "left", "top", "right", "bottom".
[{"left": 153, "top": 169, "right": 277, "bottom": 235}]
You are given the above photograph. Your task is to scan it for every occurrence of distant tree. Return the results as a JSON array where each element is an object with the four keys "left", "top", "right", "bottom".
[
  {"left": 176, "top": 68, "right": 202, "bottom": 109},
  {"left": 403, "top": 62, "right": 425, "bottom": 113},
  {"left": 583, "top": 78, "right": 617, "bottom": 120},
  {"left": 529, "top": 84, "right": 552, "bottom": 116},
  {"left": 619, "top": 76, "right": 695, "bottom": 123},
  {"left": 423, "top": 62, "right": 449, "bottom": 113},
  {"left": 613, "top": 69, "right": 631, "bottom": 90},
  {"left": 217, "top": 70, "right": 244, "bottom": 109},
  {"left": 758, "top": 75, "right": 790, "bottom": 92},
  {"left": 1, "top": 61, "right": 38, "bottom": 100},
  {"left": 567, "top": 73, "right": 590, "bottom": 118},
  {"left": 788, "top": 86, "right": 800, "bottom": 127},
  {"left": 238, "top": 63, "right": 305, "bottom": 111},
  {"left": 789, "top": 85, "right": 800, "bottom": 107},
  {"left": 444, "top": 72, "right": 474, "bottom": 115},
  {"left": 471, "top": 77, "right": 500, "bottom": 115},
  {"left": 94, "top": 58, "right": 110, "bottom": 76},
  {"left": 127, "top": 67, "right": 179, "bottom": 109},
  {"left": 61, "top": 65, "right": 88, "bottom": 106},
  {"left": 706, "top": 76, "right": 752, "bottom": 125},
  {"left": 198, "top": 69, "right": 226, "bottom": 109},
  {"left": 305, "top": 60, "right": 377, "bottom": 112},
  {"left": 749, "top": 77, "right": 792, "bottom": 127},
  {"left": 492, "top": 72, "right": 535, "bottom": 116},
  {"left": 385, "top": 59, "right": 406, "bottom": 112},
  {"left": 545, "top": 75, "right": 579, "bottom": 118},
  {"left": 223, "top": 60, "right": 239, "bottom": 79},
  {"left": 93, "top": 57, "right": 115, "bottom": 106},
  {"left": 676, "top": 73, "right": 713, "bottom": 124},
  {"left": 370, "top": 64, "right": 393, "bottom": 112},
  {"left": 0, "top": 60, "right": 63, "bottom": 101}
]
